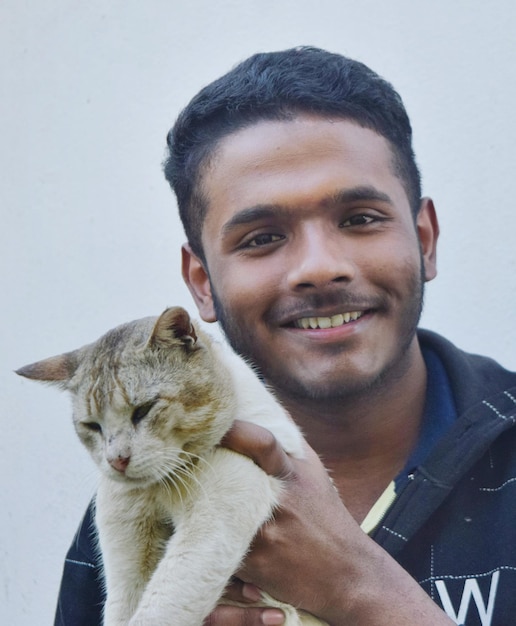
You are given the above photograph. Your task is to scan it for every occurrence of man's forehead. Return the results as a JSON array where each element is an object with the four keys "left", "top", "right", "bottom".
[
  {"left": 200, "top": 115, "right": 400, "bottom": 203},
  {"left": 208, "top": 114, "right": 387, "bottom": 159}
]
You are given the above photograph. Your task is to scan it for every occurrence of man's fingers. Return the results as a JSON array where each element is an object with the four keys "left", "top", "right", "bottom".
[
  {"left": 223, "top": 578, "right": 262, "bottom": 603},
  {"left": 203, "top": 604, "right": 285, "bottom": 625},
  {"left": 205, "top": 579, "right": 285, "bottom": 626},
  {"left": 220, "top": 420, "right": 295, "bottom": 479}
]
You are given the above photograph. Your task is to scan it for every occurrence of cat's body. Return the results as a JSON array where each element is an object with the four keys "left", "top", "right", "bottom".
[{"left": 17, "top": 307, "right": 327, "bottom": 626}]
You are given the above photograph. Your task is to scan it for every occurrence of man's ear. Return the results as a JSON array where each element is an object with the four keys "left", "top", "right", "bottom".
[
  {"left": 417, "top": 197, "right": 439, "bottom": 283},
  {"left": 181, "top": 243, "right": 217, "bottom": 322}
]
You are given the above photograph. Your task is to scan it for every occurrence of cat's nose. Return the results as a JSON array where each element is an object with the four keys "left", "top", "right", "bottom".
[{"left": 109, "top": 455, "right": 131, "bottom": 473}]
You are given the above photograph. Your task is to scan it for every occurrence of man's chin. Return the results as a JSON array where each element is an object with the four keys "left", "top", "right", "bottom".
[{"left": 266, "top": 370, "right": 377, "bottom": 404}]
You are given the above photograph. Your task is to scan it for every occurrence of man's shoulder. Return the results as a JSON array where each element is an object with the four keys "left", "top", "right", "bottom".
[{"left": 417, "top": 328, "right": 516, "bottom": 414}]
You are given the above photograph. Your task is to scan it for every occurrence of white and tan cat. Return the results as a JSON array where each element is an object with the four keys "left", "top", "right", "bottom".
[{"left": 17, "top": 306, "right": 327, "bottom": 626}]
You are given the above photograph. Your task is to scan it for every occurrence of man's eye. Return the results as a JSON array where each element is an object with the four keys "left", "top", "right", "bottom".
[
  {"left": 340, "top": 214, "right": 376, "bottom": 227},
  {"left": 247, "top": 233, "right": 284, "bottom": 247}
]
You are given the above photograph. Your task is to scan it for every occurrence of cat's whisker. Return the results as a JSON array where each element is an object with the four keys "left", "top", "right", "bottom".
[
  {"left": 172, "top": 463, "right": 210, "bottom": 502},
  {"left": 165, "top": 468, "right": 194, "bottom": 505},
  {"left": 158, "top": 473, "right": 181, "bottom": 505},
  {"left": 180, "top": 453, "right": 205, "bottom": 468},
  {"left": 147, "top": 453, "right": 194, "bottom": 502},
  {"left": 180, "top": 450, "right": 217, "bottom": 476},
  {"left": 154, "top": 456, "right": 206, "bottom": 503}
]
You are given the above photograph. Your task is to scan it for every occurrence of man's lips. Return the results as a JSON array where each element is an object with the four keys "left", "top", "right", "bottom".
[
  {"left": 271, "top": 292, "right": 385, "bottom": 329},
  {"left": 291, "top": 310, "right": 365, "bottom": 329}
]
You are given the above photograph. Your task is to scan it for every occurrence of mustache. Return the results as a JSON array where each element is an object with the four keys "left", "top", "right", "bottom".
[{"left": 266, "top": 289, "right": 390, "bottom": 324}]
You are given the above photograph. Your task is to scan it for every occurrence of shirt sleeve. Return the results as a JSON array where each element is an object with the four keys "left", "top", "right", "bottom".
[{"left": 54, "top": 499, "right": 105, "bottom": 626}]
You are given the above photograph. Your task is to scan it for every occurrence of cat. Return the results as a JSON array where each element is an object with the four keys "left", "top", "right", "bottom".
[{"left": 17, "top": 306, "right": 328, "bottom": 626}]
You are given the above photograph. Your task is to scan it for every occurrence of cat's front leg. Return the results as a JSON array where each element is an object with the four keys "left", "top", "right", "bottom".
[
  {"left": 128, "top": 448, "right": 282, "bottom": 626},
  {"left": 96, "top": 481, "right": 169, "bottom": 626}
]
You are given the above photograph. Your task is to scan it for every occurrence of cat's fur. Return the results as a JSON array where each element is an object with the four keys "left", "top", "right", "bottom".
[{"left": 17, "top": 306, "right": 327, "bottom": 626}]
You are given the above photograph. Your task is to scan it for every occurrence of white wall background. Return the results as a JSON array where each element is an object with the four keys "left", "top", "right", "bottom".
[{"left": 2, "top": 1, "right": 516, "bottom": 623}]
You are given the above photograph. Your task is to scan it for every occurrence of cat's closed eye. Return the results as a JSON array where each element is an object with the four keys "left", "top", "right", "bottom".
[
  {"left": 131, "top": 400, "right": 158, "bottom": 426},
  {"left": 84, "top": 422, "right": 102, "bottom": 433}
]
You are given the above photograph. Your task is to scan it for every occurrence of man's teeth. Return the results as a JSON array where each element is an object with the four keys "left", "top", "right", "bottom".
[{"left": 294, "top": 311, "right": 364, "bottom": 329}]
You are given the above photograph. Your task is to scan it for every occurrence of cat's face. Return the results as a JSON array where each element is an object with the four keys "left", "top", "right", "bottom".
[{"left": 18, "top": 307, "right": 235, "bottom": 487}]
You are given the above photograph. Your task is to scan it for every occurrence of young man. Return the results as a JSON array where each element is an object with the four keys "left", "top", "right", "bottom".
[{"left": 55, "top": 47, "right": 516, "bottom": 625}]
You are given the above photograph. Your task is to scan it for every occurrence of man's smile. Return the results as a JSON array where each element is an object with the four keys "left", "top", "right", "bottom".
[{"left": 291, "top": 311, "right": 365, "bottom": 329}]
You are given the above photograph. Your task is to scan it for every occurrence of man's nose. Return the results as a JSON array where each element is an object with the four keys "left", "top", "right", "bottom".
[{"left": 286, "top": 228, "right": 356, "bottom": 290}]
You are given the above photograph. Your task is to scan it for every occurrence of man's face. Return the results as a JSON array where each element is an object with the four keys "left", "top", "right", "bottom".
[{"left": 184, "top": 116, "right": 438, "bottom": 403}]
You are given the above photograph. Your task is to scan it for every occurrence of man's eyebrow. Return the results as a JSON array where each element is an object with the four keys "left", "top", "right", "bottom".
[
  {"left": 327, "top": 185, "right": 393, "bottom": 206},
  {"left": 221, "top": 205, "right": 283, "bottom": 237}
]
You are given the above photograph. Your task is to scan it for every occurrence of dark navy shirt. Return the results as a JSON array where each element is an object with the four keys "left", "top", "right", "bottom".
[{"left": 395, "top": 345, "right": 457, "bottom": 491}]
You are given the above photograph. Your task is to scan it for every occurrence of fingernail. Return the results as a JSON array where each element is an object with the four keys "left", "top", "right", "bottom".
[
  {"left": 242, "top": 582, "right": 262, "bottom": 602},
  {"left": 262, "top": 609, "right": 285, "bottom": 625}
]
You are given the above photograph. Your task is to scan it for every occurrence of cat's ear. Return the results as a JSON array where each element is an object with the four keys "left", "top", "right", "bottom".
[
  {"left": 16, "top": 351, "right": 78, "bottom": 387},
  {"left": 149, "top": 307, "right": 198, "bottom": 349}
]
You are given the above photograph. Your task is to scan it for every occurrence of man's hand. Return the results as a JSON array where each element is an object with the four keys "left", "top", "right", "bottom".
[
  {"left": 221, "top": 420, "right": 352, "bottom": 614},
  {"left": 206, "top": 420, "right": 455, "bottom": 626},
  {"left": 204, "top": 579, "right": 285, "bottom": 625}
]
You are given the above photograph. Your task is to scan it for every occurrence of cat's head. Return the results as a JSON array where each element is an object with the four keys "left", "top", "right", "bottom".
[{"left": 17, "top": 307, "right": 235, "bottom": 487}]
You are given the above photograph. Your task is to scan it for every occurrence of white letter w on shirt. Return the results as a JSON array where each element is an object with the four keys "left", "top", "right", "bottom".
[{"left": 435, "top": 571, "right": 500, "bottom": 625}]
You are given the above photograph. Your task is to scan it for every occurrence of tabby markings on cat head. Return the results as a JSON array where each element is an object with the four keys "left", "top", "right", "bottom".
[{"left": 16, "top": 307, "right": 236, "bottom": 488}]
